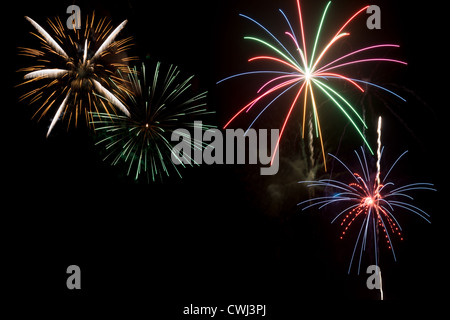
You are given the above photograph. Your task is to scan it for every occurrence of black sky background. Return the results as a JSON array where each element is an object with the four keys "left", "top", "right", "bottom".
[{"left": 3, "top": 0, "right": 448, "bottom": 316}]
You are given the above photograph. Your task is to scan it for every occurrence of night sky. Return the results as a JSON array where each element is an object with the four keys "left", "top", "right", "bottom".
[{"left": 3, "top": 0, "right": 448, "bottom": 316}]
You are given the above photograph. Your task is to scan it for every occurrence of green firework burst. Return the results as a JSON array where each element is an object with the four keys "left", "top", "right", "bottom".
[{"left": 92, "top": 61, "right": 214, "bottom": 182}]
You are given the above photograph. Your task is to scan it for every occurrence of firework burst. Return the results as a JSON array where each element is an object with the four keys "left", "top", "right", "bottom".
[
  {"left": 17, "top": 12, "right": 135, "bottom": 137},
  {"left": 218, "top": 0, "right": 406, "bottom": 170},
  {"left": 298, "top": 144, "right": 436, "bottom": 274},
  {"left": 92, "top": 62, "right": 214, "bottom": 182}
]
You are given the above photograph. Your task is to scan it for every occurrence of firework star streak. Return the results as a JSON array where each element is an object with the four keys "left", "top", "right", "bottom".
[
  {"left": 91, "top": 62, "right": 214, "bottom": 182},
  {"left": 17, "top": 13, "right": 135, "bottom": 137},
  {"left": 298, "top": 147, "right": 436, "bottom": 274},
  {"left": 218, "top": 0, "right": 406, "bottom": 170}
]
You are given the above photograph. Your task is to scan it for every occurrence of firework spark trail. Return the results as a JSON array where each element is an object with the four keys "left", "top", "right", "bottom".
[
  {"left": 375, "top": 116, "right": 383, "bottom": 300},
  {"left": 298, "top": 145, "right": 436, "bottom": 275},
  {"left": 18, "top": 13, "right": 135, "bottom": 136},
  {"left": 91, "top": 62, "right": 214, "bottom": 182},
  {"left": 24, "top": 16, "right": 69, "bottom": 59},
  {"left": 376, "top": 117, "right": 382, "bottom": 188},
  {"left": 217, "top": 1, "right": 406, "bottom": 170}
]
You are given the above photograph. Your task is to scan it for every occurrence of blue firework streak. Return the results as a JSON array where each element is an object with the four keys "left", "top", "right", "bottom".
[{"left": 298, "top": 146, "right": 436, "bottom": 274}]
